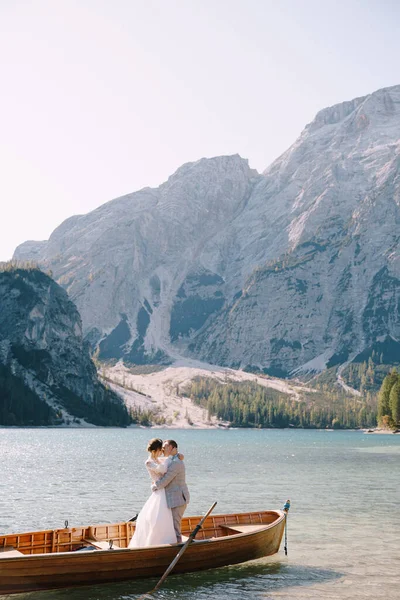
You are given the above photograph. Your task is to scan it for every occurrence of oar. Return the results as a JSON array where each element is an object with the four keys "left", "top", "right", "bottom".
[{"left": 139, "top": 501, "right": 217, "bottom": 599}]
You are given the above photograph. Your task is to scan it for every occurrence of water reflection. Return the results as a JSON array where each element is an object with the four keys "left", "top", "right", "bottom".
[{"left": 11, "top": 560, "right": 343, "bottom": 600}]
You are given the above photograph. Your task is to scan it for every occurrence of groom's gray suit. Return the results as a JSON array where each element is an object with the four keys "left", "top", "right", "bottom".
[{"left": 152, "top": 454, "right": 190, "bottom": 543}]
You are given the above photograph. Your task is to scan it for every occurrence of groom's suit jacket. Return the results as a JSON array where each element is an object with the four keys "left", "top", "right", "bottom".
[{"left": 153, "top": 454, "right": 190, "bottom": 509}]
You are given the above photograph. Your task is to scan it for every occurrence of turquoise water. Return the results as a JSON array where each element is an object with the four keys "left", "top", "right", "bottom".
[{"left": 1, "top": 428, "right": 399, "bottom": 599}]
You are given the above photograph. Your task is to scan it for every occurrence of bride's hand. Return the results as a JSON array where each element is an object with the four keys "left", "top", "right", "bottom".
[{"left": 177, "top": 452, "right": 184, "bottom": 460}]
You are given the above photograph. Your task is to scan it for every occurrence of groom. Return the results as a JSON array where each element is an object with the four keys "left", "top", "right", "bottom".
[{"left": 151, "top": 439, "right": 190, "bottom": 543}]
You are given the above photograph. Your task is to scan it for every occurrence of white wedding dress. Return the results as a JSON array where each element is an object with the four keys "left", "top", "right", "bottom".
[{"left": 128, "top": 456, "right": 176, "bottom": 547}]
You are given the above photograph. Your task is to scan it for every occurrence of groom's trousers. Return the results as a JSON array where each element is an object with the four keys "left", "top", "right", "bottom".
[{"left": 171, "top": 503, "right": 187, "bottom": 543}]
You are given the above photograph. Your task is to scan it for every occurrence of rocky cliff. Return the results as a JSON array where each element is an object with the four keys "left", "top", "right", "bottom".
[
  {"left": 14, "top": 85, "right": 400, "bottom": 376},
  {"left": 0, "top": 265, "right": 130, "bottom": 425}
]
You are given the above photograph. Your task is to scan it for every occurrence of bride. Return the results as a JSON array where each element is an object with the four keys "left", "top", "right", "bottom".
[{"left": 128, "top": 438, "right": 182, "bottom": 547}]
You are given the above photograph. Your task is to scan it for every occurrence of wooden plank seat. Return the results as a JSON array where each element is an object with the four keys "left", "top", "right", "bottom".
[
  {"left": 220, "top": 524, "right": 266, "bottom": 534},
  {"left": 0, "top": 546, "right": 24, "bottom": 558},
  {"left": 83, "top": 538, "right": 120, "bottom": 550}
]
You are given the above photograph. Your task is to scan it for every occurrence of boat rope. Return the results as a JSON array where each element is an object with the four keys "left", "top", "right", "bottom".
[{"left": 283, "top": 499, "right": 290, "bottom": 556}]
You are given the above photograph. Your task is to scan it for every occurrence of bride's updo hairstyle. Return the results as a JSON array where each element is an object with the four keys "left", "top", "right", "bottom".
[{"left": 147, "top": 438, "right": 163, "bottom": 453}]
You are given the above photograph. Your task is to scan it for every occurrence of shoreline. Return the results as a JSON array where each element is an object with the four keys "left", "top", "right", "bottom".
[
  {"left": 2, "top": 425, "right": 394, "bottom": 432},
  {"left": 363, "top": 428, "right": 400, "bottom": 435}
]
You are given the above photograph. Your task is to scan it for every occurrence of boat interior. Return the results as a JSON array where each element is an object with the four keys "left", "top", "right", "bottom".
[{"left": 0, "top": 510, "right": 281, "bottom": 557}]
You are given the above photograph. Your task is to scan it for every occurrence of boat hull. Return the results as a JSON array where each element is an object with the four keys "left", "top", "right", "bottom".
[{"left": 0, "top": 510, "right": 286, "bottom": 594}]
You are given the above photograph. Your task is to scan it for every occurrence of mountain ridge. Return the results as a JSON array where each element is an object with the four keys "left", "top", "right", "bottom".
[{"left": 14, "top": 84, "right": 400, "bottom": 376}]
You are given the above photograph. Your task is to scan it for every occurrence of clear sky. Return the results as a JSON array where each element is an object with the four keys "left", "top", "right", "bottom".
[{"left": 1, "top": 0, "right": 399, "bottom": 261}]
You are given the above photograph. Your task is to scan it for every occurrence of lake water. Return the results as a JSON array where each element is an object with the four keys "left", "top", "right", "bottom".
[{"left": 1, "top": 428, "right": 399, "bottom": 599}]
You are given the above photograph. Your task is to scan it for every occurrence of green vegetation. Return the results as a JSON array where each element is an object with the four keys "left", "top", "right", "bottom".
[
  {"left": 0, "top": 265, "right": 131, "bottom": 427},
  {"left": 100, "top": 373, "right": 148, "bottom": 397},
  {"left": 0, "top": 364, "right": 57, "bottom": 426},
  {"left": 298, "top": 388, "right": 376, "bottom": 429},
  {"left": 0, "top": 260, "right": 40, "bottom": 272},
  {"left": 0, "top": 361, "right": 131, "bottom": 426},
  {"left": 377, "top": 369, "right": 400, "bottom": 429},
  {"left": 127, "top": 406, "right": 168, "bottom": 426},
  {"left": 10, "top": 345, "right": 52, "bottom": 382},
  {"left": 0, "top": 345, "right": 131, "bottom": 427},
  {"left": 52, "top": 383, "right": 131, "bottom": 427},
  {"left": 125, "top": 364, "right": 166, "bottom": 375},
  {"left": 0, "top": 260, "right": 53, "bottom": 279},
  {"left": 245, "top": 237, "right": 334, "bottom": 289},
  {"left": 342, "top": 357, "right": 399, "bottom": 394},
  {"left": 182, "top": 377, "right": 377, "bottom": 429},
  {"left": 98, "top": 373, "right": 170, "bottom": 426}
]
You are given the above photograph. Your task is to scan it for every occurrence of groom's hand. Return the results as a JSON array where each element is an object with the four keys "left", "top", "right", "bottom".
[{"left": 151, "top": 484, "right": 157, "bottom": 492}]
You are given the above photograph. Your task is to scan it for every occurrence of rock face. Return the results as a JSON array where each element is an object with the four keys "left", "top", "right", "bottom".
[
  {"left": 14, "top": 85, "right": 400, "bottom": 375},
  {"left": 0, "top": 266, "right": 130, "bottom": 425}
]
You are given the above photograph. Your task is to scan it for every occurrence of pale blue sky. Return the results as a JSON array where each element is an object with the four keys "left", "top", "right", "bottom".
[{"left": 1, "top": 0, "right": 399, "bottom": 260}]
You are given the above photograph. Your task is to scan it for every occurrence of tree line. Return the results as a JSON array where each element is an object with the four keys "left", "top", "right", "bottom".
[
  {"left": 0, "top": 364, "right": 56, "bottom": 426},
  {"left": 342, "top": 357, "right": 397, "bottom": 394},
  {"left": 0, "top": 363, "right": 131, "bottom": 427},
  {"left": 182, "top": 377, "right": 377, "bottom": 429},
  {"left": 377, "top": 369, "right": 400, "bottom": 429}
]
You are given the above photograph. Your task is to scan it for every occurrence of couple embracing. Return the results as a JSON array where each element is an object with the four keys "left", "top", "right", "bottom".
[{"left": 128, "top": 438, "right": 190, "bottom": 548}]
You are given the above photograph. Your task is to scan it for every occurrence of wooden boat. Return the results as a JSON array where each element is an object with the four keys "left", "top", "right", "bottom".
[{"left": 0, "top": 508, "right": 287, "bottom": 594}]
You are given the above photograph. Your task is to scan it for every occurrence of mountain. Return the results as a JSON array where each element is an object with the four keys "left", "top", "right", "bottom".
[
  {"left": 14, "top": 85, "right": 400, "bottom": 377},
  {"left": 0, "top": 264, "right": 130, "bottom": 426}
]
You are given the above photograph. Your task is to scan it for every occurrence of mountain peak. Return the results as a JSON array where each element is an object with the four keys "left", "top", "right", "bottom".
[
  {"left": 164, "top": 154, "right": 258, "bottom": 186},
  {"left": 306, "top": 84, "right": 400, "bottom": 133}
]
